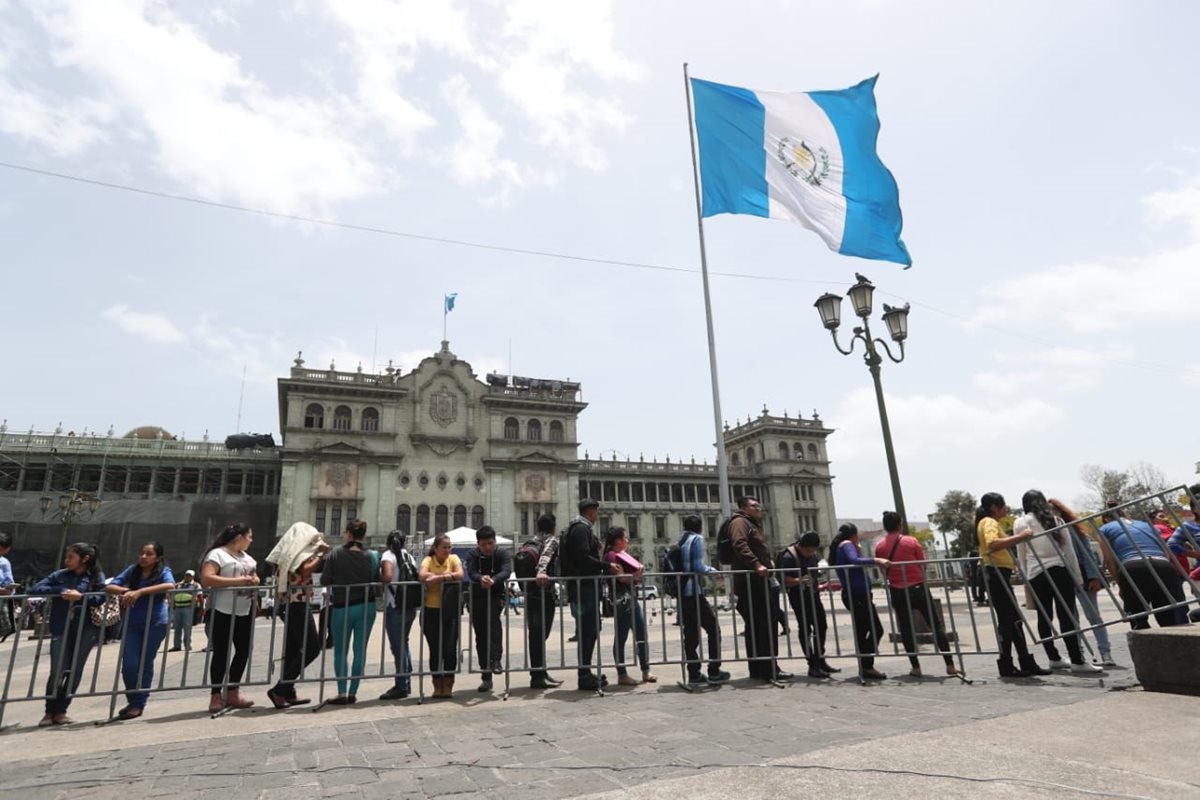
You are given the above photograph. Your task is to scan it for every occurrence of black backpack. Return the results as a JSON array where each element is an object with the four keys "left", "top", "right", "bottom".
[
  {"left": 660, "top": 542, "right": 683, "bottom": 598},
  {"left": 389, "top": 550, "right": 423, "bottom": 611},
  {"left": 715, "top": 517, "right": 736, "bottom": 564},
  {"left": 513, "top": 540, "right": 543, "bottom": 580}
]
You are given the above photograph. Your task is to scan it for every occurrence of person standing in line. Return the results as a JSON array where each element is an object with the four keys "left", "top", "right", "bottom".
[
  {"left": 29, "top": 542, "right": 107, "bottom": 726},
  {"left": 106, "top": 542, "right": 176, "bottom": 719},
  {"left": 1014, "top": 491, "right": 1102, "bottom": 674},
  {"left": 169, "top": 570, "right": 201, "bottom": 651},
  {"left": 875, "top": 512, "right": 961, "bottom": 678},
  {"left": 419, "top": 533, "right": 464, "bottom": 699},
  {"left": 976, "top": 493, "right": 1049, "bottom": 678},
  {"left": 602, "top": 527, "right": 657, "bottom": 686},
  {"left": 1049, "top": 498, "right": 1117, "bottom": 667},
  {"left": 779, "top": 531, "right": 838, "bottom": 679},
  {"left": 830, "top": 523, "right": 890, "bottom": 681},
  {"left": 317, "top": 519, "right": 379, "bottom": 705},
  {"left": 1097, "top": 501, "right": 1189, "bottom": 629},
  {"left": 967, "top": 549, "right": 988, "bottom": 606},
  {"left": 677, "top": 515, "right": 729, "bottom": 686},
  {"left": 200, "top": 523, "right": 260, "bottom": 713},
  {"left": 560, "top": 499, "right": 622, "bottom": 690},
  {"left": 526, "top": 514, "right": 563, "bottom": 689},
  {"left": 466, "top": 525, "right": 512, "bottom": 693},
  {"left": 379, "top": 530, "right": 421, "bottom": 701},
  {"left": 728, "top": 496, "right": 790, "bottom": 682},
  {"left": 266, "top": 529, "right": 328, "bottom": 709}
]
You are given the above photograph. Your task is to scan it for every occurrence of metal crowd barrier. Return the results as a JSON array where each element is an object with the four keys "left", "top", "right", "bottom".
[{"left": 1, "top": 488, "right": 1197, "bottom": 729}]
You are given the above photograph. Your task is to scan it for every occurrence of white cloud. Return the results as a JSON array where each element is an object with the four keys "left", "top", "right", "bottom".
[
  {"left": 831, "top": 387, "right": 1062, "bottom": 460},
  {"left": 103, "top": 305, "right": 186, "bottom": 343},
  {"left": 439, "top": 74, "right": 526, "bottom": 203}
]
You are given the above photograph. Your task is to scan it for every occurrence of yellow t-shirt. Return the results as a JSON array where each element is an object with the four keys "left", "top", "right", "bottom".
[
  {"left": 420, "top": 554, "right": 461, "bottom": 609},
  {"left": 977, "top": 516, "right": 1014, "bottom": 569}
]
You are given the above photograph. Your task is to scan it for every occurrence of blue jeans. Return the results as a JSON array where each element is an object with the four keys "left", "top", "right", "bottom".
[
  {"left": 330, "top": 603, "right": 376, "bottom": 696},
  {"left": 122, "top": 619, "right": 168, "bottom": 709},
  {"left": 613, "top": 595, "right": 649, "bottom": 676},
  {"left": 172, "top": 607, "right": 193, "bottom": 648},
  {"left": 45, "top": 623, "right": 100, "bottom": 715},
  {"left": 384, "top": 605, "right": 417, "bottom": 692},
  {"left": 1074, "top": 587, "right": 1111, "bottom": 654}
]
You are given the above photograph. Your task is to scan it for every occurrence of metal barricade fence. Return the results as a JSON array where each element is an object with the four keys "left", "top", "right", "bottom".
[{"left": 3, "top": 488, "right": 1198, "bottom": 728}]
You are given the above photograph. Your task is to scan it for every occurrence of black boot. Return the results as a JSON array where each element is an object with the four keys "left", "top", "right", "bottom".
[
  {"left": 996, "top": 656, "right": 1028, "bottom": 678},
  {"left": 1017, "top": 654, "right": 1051, "bottom": 676}
]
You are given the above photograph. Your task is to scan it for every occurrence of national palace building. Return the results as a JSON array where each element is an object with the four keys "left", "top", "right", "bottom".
[{"left": 0, "top": 342, "right": 837, "bottom": 576}]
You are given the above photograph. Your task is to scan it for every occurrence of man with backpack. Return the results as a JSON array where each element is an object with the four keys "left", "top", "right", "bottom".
[
  {"left": 778, "top": 532, "right": 838, "bottom": 678},
  {"left": 560, "top": 499, "right": 622, "bottom": 690},
  {"left": 673, "top": 515, "right": 730, "bottom": 685},
  {"left": 518, "top": 513, "right": 563, "bottom": 689},
  {"left": 465, "top": 526, "right": 513, "bottom": 693},
  {"left": 725, "top": 496, "right": 791, "bottom": 681}
]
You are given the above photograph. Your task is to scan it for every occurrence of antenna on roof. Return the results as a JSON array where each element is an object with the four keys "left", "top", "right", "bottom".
[{"left": 235, "top": 365, "right": 247, "bottom": 432}]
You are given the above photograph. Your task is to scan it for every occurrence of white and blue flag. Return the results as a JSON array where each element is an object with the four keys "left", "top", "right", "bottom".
[{"left": 691, "top": 75, "right": 910, "bottom": 267}]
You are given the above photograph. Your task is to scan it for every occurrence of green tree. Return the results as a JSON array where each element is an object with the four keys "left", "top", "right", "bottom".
[
  {"left": 909, "top": 524, "right": 935, "bottom": 550},
  {"left": 928, "top": 490, "right": 976, "bottom": 557}
]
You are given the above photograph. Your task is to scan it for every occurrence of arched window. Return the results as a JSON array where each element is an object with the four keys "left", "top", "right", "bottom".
[
  {"left": 453, "top": 504, "right": 467, "bottom": 528},
  {"left": 333, "top": 405, "right": 352, "bottom": 431},
  {"left": 396, "top": 504, "right": 411, "bottom": 535},
  {"left": 527, "top": 418, "right": 542, "bottom": 442},
  {"left": 416, "top": 504, "right": 430, "bottom": 535},
  {"left": 361, "top": 407, "right": 380, "bottom": 432},
  {"left": 304, "top": 403, "right": 324, "bottom": 429},
  {"left": 549, "top": 420, "right": 564, "bottom": 443},
  {"left": 504, "top": 417, "right": 519, "bottom": 440},
  {"left": 777, "top": 442, "right": 790, "bottom": 460},
  {"left": 808, "top": 443, "right": 819, "bottom": 460},
  {"left": 745, "top": 447, "right": 755, "bottom": 465},
  {"left": 434, "top": 504, "right": 449, "bottom": 534},
  {"left": 471, "top": 505, "right": 485, "bottom": 529},
  {"left": 794, "top": 443, "right": 804, "bottom": 460},
  {"left": 731, "top": 452, "right": 741, "bottom": 467}
]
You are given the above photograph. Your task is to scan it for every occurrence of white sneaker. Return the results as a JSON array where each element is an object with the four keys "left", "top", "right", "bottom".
[
  {"left": 1048, "top": 658, "right": 1070, "bottom": 670},
  {"left": 1100, "top": 652, "right": 1117, "bottom": 667},
  {"left": 1070, "top": 661, "right": 1103, "bottom": 673}
]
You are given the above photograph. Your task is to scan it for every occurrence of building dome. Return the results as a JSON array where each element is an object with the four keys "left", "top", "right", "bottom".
[{"left": 123, "top": 425, "right": 174, "bottom": 440}]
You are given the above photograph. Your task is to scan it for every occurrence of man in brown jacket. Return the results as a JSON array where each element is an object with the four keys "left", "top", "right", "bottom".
[{"left": 729, "top": 496, "right": 791, "bottom": 681}]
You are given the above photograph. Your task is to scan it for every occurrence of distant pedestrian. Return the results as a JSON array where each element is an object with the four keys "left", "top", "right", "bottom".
[
  {"left": 976, "top": 493, "right": 1048, "bottom": 678},
  {"left": 967, "top": 549, "right": 988, "bottom": 606},
  {"left": 419, "top": 533, "right": 464, "bottom": 698},
  {"left": 677, "top": 515, "right": 728, "bottom": 685},
  {"left": 1014, "top": 491, "right": 1101, "bottom": 674},
  {"left": 830, "top": 523, "right": 889, "bottom": 681},
  {"left": 200, "top": 523, "right": 260, "bottom": 712},
  {"left": 317, "top": 519, "right": 379, "bottom": 705},
  {"left": 729, "top": 496, "right": 789, "bottom": 682},
  {"left": 106, "top": 542, "right": 176, "bottom": 719},
  {"left": 379, "top": 530, "right": 421, "bottom": 701},
  {"left": 525, "top": 513, "right": 563, "bottom": 689},
  {"left": 603, "top": 527, "right": 656, "bottom": 686},
  {"left": 169, "top": 570, "right": 201, "bottom": 651},
  {"left": 876, "top": 512, "right": 960, "bottom": 678},
  {"left": 466, "top": 525, "right": 512, "bottom": 693},
  {"left": 779, "top": 532, "right": 837, "bottom": 679},
  {"left": 29, "top": 542, "right": 106, "bottom": 726},
  {"left": 560, "top": 499, "right": 621, "bottom": 690}
]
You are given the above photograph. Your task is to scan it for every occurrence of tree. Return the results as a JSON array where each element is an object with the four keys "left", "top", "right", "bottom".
[
  {"left": 928, "top": 490, "right": 976, "bottom": 557},
  {"left": 909, "top": 524, "right": 935, "bottom": 551},
  {"left": 1078, "top": 461, "right": 1174, "bottom": 510}
]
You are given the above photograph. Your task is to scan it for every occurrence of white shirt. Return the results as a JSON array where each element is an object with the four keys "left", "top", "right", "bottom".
[
  {"left": 203, "top": 547, "right": 258, "bottom": 616},
  {"left": 1014, "top": 513, "right": 1080, "bottom": 583}
]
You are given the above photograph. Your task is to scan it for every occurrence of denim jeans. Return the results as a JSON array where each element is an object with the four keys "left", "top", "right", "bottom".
[
  {"left": 1074, "top": 587, "right": 1111, "bottom": 654},
  {"left": 612, "top": 595, "right": 649, "bottom": 676},
  {"left": 384, "top": 604, "right": 417, "bottom": 692},
  {"left": 121, "top": 618, "right": 168, "bottom": 709},
  {"left": 45, "top": 623, "right": 100, "bottom": 715},
  {"left": 171, "top": 607, "right": 193, "bottom": 648}
]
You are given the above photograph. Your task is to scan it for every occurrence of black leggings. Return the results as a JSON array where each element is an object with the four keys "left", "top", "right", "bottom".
[
  {"left": 209, "top": 610, "right": 254, "bottom": 693},
  {"left": 841, "top": 590, "right": 883, "bottom": 670},
  {"left": 1029, "top": 566, "right": 1082, "bottom": 663},
  {"left": 422, "top": 605, "right": 459, "bottom": 677},
  {"left": 1119, "top": 558, "right": 1186, "bottom": 629},
  {"left": 984, "top": 566, "right": 1031, "bottom": 660},
  {"left": 272, "top": 602, "right": 321, "bottom": 698},
  {"left": 888, "top": 584, "right": 954, "bottom": 667}
]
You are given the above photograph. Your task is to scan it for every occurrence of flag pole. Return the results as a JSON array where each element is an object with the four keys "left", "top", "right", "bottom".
[
  {"left": 443, "top": 294, "right": 448, "bottom": 343},
  {"left": 683, "top": 63, "right": 732, "bottom": 522}
]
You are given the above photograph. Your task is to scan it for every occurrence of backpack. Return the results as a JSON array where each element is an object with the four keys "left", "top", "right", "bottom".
[
  {"left": 513, "top": 540, "right": 543, "bottom": 580},
  {"left": 389, "top": 549, "right": 423, "bottom": 612},
  {"left": 715, "top": 517, "right": 737, "bottom": 565},
  {"left": 660, "top": 542, "right": 683, "bottom": 598}
]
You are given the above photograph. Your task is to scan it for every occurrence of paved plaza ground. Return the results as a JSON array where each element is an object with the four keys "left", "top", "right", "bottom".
[{"left": 1, "top": 589, "right": 1196, "bottom": 798}]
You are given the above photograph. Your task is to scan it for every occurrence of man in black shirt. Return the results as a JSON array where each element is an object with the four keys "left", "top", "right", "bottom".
[
  {"left": 779, "top": 531, "right": 839, "bottom": 678},
  {"left": 466, "top": 526, "right": 512, "bottom": 693},
  {"left": 559, "top": 499, "right": 621, "bottom": 690},
  {"left": 525, "top": 514, "right": 562, "bottom": 689}
]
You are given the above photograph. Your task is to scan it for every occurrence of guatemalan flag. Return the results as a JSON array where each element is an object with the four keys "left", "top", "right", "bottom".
[{"left": 690, "top": 75, "right": 911, "bottom": 267}]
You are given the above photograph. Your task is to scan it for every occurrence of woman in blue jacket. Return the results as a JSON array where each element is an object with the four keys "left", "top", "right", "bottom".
[
  {"left": 106, "top": 542, "right": 175, "bottom": 719},
  {"left": 29, "top": 542, "right": 107, "bottom": 726},
  {"left": 829, "top": 523, "right": 891, "bottom": 681}
]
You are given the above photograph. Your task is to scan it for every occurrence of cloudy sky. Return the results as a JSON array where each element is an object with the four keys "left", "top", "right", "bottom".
[{"left": 2, "top": 0, "right": 1197, "bottom": 521}]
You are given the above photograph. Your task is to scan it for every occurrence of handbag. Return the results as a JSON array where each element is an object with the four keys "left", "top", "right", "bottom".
[{"left": 90, "top": 595, "right": 122, "bottom": 628}]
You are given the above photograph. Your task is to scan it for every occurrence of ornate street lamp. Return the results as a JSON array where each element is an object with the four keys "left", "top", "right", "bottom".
[
  {"left": 40, "top": 488, "right": 102, "bottom": 568},
  {"left": 813, "top": 274, "right": 911, "bottom": 529}
]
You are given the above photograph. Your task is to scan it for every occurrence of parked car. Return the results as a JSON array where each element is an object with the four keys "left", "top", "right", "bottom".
[{"left": 636, "top": 584, "right": 660, "bottom": 602}]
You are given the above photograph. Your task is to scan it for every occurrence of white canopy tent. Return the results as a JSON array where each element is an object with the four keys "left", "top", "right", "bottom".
[{"left": 423, "top": 527, "right": 514, "bottom": 548}]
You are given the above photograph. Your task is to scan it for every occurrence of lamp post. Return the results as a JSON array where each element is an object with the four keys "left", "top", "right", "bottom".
[
  {"left": 814, "top": 273, "right": 911, "bottom": 529},
  {"left": 40, "top": 489, "right": 102, "bottom": 569}
]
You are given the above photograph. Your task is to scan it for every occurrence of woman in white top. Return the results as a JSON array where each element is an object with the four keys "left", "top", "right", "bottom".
[
  {"left": 200, "top": 522, "right": 260, "bottom": 712},
  {"left": 1014, "top": 490, "right": 1101, "bottom": 673}
]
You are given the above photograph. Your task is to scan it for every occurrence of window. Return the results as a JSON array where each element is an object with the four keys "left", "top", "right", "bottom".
[
  {"left": 671, "top": 483, "right": 683, "bottom": 503},
  {"left": 22, "top": 464, "right": 48, "bottom": 493},
  {"left": 658, "top": 482, "right": 670, "bottom": 502},
  {"left": 316, "top": 501, "right": 327, "bottom": 532},
  {"left": 579, "top": 479, "right": 588, "bottom": 498},
  {"left": 225, "top": 469, "right": 244, "bottom": 495},
  {"left": 684, "top": 484, "right": 696, "bottom": 503},
  {"left": 603, "top": 482, "right": 616, "bottom": 502},
  {"left": 706, "top": 516, "right": 719, "bottom": 537},
  {"left": 655, "top": 517, "right": 666, "bottom": 539},
  {"left": 453, "top": 504, "right": 467, "bottom": 528},
  {"left": 416, "top": 504, "right": 430, "bottom": 535},
  {"left": 330, "top": 503, "right": 343, "bottom": 536},
  {"left": 333, "top": 405, "right": 352, "bottom": 431},
  {"left": 471, "top": 505, "right": 485, "bottom": 529},
  {"left": 527, "top": 418, "right": 542, "bottom": 441},
  {"left": 731, "top": 452, "right": 741, "bottom": 467},
  {"left": 437, "top": 473, "right": 448, "bottom": 490},
  {"left": 645, "top": 482, "right": 657, "bottom": 502},
  {"left": 434, "top": 505, "right": 449, "bottom": 534},
  {"left": 418, "top": 473, "right": 429, "bottom": 490},
  {"left": 745, "top": 447, "right": 755, "bottom": 465},
  {"left": 304, "top": 403, "right": 324, "bottom": 429},
  {"left": 549, "top": 420, "right": 564, "bottom": 443},
  {"left": 177, "top": 467, "right": 199, "bottom": 494},
  {"left": 0, "top": 465, "right": 18, "bottom": 491},
  {"left": 78, "top": 465, "right": 103, "bottom": 493},
  {"left": 628, "top": 515, "right": 640, "bottom": 539},
  {"left": 631, "top": 483, "right": 644, "bottom": 502},
  {"left": 361, "top": 407, "right": 380, "bottom": 432},
  {"left": 618, "top": 482, "right": 630, "bottom": 502},
  {"left": 50, "top": 464, "right": 74, "bottom": 492},
  {"left": 504, "top": 417, "right": 519, "bottom": 440},
  {"left": 794, "top": 443, "right": 804, "bottom": 460},
  {"left": 245, "top": 470, "right": 266, "bottom": 495},
  {"left": 709, "top": 485, "right": 719, "bottom": 504},
  {"left": 456, "top": 474, "right": 466, "bottom": 490},
  {"left": 589, "top": 481, "right": 602, "bottom": 500},
  {"left": 808, "top": 443, "right": 819, "bottom": 460},
  {"left": 599, "top": 514, "right": 612, "bottom": 532},
  {"left": 129, "top": 467, "right": 152, "bottom": 493},
  {"left": 778, "top": 442, "right": 790, "bottom": 460},
  {"left": 396, "top": 504, "right": 411, "bottom": 535}
]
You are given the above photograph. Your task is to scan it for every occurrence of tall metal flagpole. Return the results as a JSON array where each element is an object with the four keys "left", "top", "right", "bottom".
[{"left": 683, "top": 63, "right": 732, "bottom": 521}]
